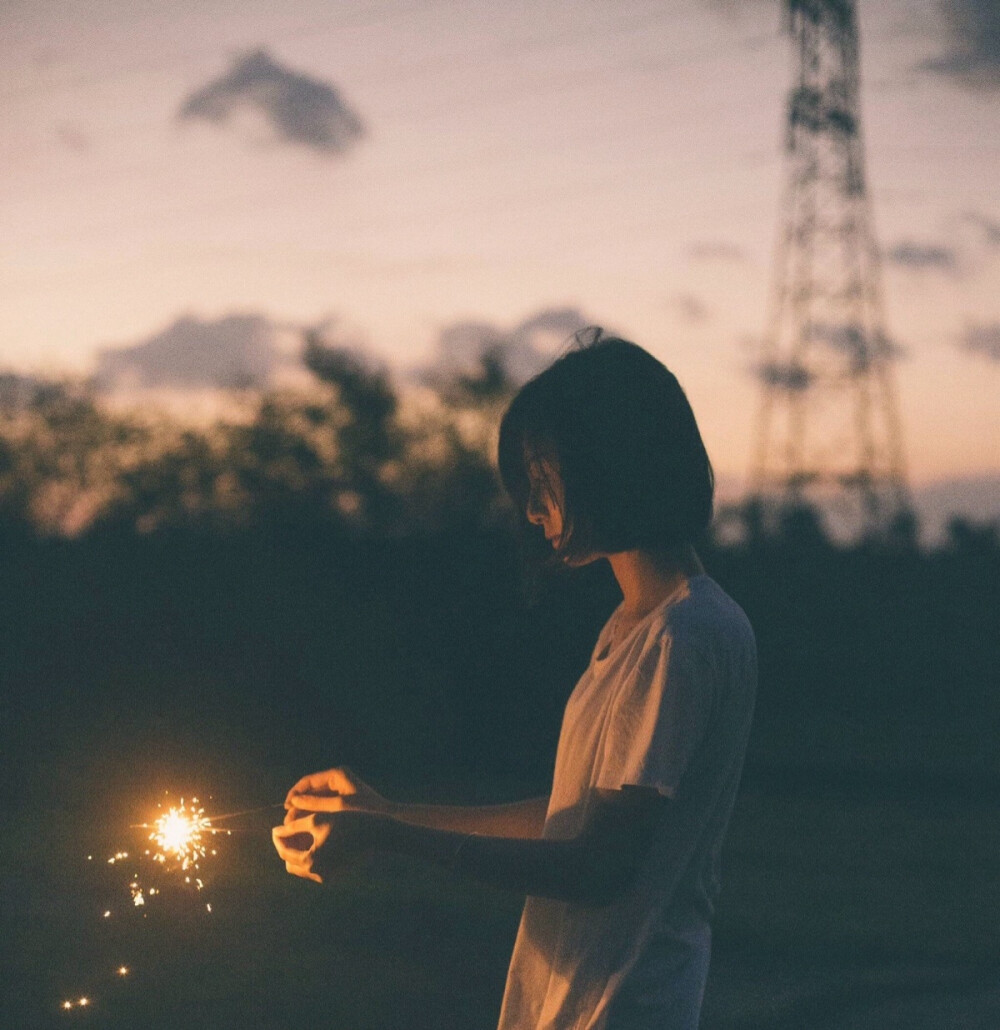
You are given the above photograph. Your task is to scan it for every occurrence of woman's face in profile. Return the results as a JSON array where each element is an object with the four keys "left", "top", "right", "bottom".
[{"left": 525, "top": 455, "right": 564, "bottom": 548}]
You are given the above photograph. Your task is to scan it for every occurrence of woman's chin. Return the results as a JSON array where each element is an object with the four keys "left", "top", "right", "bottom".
[{"left": 560, "top": 551, "right": 599, "bottom": 568}]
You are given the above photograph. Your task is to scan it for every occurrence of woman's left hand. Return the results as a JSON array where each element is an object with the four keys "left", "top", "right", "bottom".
[{"left": 271, "top": 811, "right": 386, "bottom": 884}]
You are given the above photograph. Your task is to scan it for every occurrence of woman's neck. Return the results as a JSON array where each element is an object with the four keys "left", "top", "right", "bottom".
[{"left": 607, "top": 545, "right": 703, "bottom": 619}]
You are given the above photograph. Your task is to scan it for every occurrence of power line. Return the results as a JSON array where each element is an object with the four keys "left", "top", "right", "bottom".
[
  {"left": 0, "top": 0, "right": 457, "bottom": 102},
  {"left": 2, "top": 4, "right": 992, "bottom": 292},
  {"left": 0, "top": 1, "right": 698, "bottom": 105},
  {"left": 3, "top": 28, "right": 781, "bottom": 204},
  {"left": 2, "top": 150, "right": 780, "bottom": 259}
]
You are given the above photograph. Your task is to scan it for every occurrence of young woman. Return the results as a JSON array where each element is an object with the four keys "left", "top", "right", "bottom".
[{"left": 273, "top": 333, "right": 757, "bottom": 1030}]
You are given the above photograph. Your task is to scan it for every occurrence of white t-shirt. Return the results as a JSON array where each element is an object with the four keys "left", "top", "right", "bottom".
[{"left": 497, "top": 574, "right": 757, "bottom": 1030}]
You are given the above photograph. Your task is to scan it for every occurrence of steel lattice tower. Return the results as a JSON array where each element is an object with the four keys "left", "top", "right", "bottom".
[{"left": 749, "top": 0, "right": 910, "bottom": 536}]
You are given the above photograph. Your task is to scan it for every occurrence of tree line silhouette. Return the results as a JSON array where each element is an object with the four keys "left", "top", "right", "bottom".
[{"left": 1, "top": 342, "right": 998, "bottom": 812}]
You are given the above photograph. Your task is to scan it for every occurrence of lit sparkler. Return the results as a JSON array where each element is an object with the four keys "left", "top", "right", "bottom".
[
  {"left": 147, "top": 798, "right": 213, "bottom": 872},
  {"left": 58, "top": 794, "right": 275, "bottom": 1016}
]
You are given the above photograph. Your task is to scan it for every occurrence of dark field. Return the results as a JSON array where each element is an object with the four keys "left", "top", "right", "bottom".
[
  {"left": 7, "top": 776, "right": 1000, "bottom": 1029},
  {"left": 3, "top": 524, "right": 1000, "bottom": 1028}
]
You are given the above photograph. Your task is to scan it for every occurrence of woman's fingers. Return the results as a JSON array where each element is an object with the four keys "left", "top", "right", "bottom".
[
  {"left": 286, "top": 791, "right": 347, "bottom": 813},
  {"left": 281, "top": 849, "right": 321, "bottom": 883},
  {"left": 272, "top": 825, "right": 312, "bottom": 859},
  {"left": 273, "top": 825, "right": 323, "bottom": 882},
  {"left": 284, "top": 772, "right": 325, "bottom": 805},
  {"left": 285, "top": 861, "right": 321, "bottom": 883},
  {"left": 273, "top": 816, "right": 340, "bottom": 884},
  {"left": 273, "top": 812, "right": 375, "bottom": 886},
  {"left": 284, "top": 767, "right": 358, "bottom": 807},
  {"left": 284, "top": 771, "right": 332, "bottom": 805}
]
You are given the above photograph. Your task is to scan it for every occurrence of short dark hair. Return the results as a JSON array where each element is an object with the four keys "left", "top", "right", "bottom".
[{"left": 497, "top": 331, "right": 714, "bottom": 561}]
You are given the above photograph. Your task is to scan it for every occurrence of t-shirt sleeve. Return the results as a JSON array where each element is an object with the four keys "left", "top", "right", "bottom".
[{"left": 595, "top": 635, "right": 716, "bottom": 799}]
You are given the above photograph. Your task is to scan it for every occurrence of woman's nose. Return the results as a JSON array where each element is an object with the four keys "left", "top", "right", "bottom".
[{"left": 526, "top": 492, "right": 546, "bottom": 524}]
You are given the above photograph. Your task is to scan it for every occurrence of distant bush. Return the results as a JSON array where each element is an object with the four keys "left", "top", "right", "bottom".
[{"left": 0, "top": 339, "right": 517, "bottom": 539}]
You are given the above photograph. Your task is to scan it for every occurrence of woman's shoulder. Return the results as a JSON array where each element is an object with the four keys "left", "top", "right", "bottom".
[{"left": 653, "top": 575, "right": 755, "bottom": 663}]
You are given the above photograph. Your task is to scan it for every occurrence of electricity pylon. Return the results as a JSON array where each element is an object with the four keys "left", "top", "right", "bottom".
[{"left": 749, "top": 0, "right": 910, "bottom": 537}]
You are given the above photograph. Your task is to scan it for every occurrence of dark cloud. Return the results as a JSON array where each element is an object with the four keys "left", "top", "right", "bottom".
[
  {"left": 812, "top": 322, "right": 905, "bottom": 366},
  {"left": 749, "top": 322, "right": 904, "bottom": 391},
  {"left": 754, "top": 360, "right": 813, "bottom": 392},
  {"left": 963, "top": 210, "right": 1000, "bottom": 247},
  {"left": 887, "top": 240, "right": 958, "bottom": 271},
  {"left": 673, "top": 293, "right": 711, "bottom": 323},
  {"left": 922, "top": 0, "right": 1000, "bottom": 90},
  {"left": 963, "top": 322, "right": 1000, "bottom": 361},
  {"left": 178, "top": 49, "right": 365, "bottom": 156},
  {"left": 686, "top": 241, "right": 748, "bottom": 264},
  {"left": 423, "top": 307, "right": 594, "bottom": 388},
  {"left": 54, "top": 123, "right": 91, "bottom": 152},
  {"left": 95, "top": 314, "right": 283, "bottom": 391}
]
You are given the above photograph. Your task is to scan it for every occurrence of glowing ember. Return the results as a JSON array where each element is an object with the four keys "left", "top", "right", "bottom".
[
  {"left": 61, "top": 794, "right": 238, "bottom": 1019},
  {"left": 148, "top": 799, "right": 211, "bottom": 872}
]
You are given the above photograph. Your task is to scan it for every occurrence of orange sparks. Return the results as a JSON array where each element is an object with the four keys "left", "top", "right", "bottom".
[{"left": 148, "top": 799, "right": 211, "bottom": 872}]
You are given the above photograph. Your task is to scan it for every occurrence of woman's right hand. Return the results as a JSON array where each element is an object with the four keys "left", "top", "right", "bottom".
[{"left": 284, "top": 766, "right": 393, "bottom": 823}]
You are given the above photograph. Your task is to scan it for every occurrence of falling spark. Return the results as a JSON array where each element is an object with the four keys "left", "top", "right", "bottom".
[{"left": 64, "top": 794, "right": 240, "bottom": 1018}]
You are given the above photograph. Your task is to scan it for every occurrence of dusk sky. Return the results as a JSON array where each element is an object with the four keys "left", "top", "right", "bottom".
[{"left": 3, "top": 0, "right": 999, "bottom": 492}]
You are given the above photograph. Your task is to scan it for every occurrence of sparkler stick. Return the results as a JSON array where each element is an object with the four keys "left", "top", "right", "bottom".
[{"left": 204, "top": 802, "right": 286, "bottom": 822}]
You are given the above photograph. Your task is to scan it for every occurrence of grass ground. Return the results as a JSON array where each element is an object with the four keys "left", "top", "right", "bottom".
[{"left": 4, "top": 774, "right": 998, "bottom": 1030}]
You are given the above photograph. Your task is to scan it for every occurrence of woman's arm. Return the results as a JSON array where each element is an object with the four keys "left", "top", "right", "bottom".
[
  {"left": 285, "top": 766, "right": 549, "bottom": 839},
  {"left": 274, "top": 787, "right": 667, "bottom": 906},
  {"left": 384, "top": 796, "right": 549, "bottom": 839}
]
